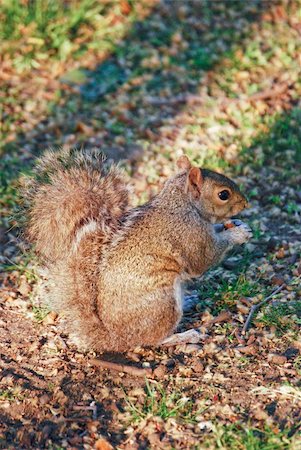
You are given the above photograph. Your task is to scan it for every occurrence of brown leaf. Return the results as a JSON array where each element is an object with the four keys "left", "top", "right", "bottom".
[
  {"left": 209, "top": 310, "right": 232, "bottom": 325},
  {"left": 234, "top": 329, "right": 246, "bottom": 345},
  {"left": 268, "top": 353, "right": 287, "bottom": 365},
  {"left": 18, "top": 277, "right": 31, "bottom": 296},
  {"left": 153, "top": 364, "right": 168, "bottom": 378},
  {"left": 191, "top": 360, "right": 204, "bottom": 373},
  {"left": 239, "top": 297, "right": 252, "bottom": 306},
  {"left": 246, "top": 334, "right": 256, "bottom": 345},
  {"left": 42, "top": 311, "right": 58, "bottom": 325},
  {"left": 176, "top": 343, "right": 202, "bottom": 354},
  {"left": 75, "top": 121, "right": 94, "bottom": 135},
  {"left": 94, "top": 437, "right": 114, "bottom": 450},
  {"left": 236, "top": 344, "right": 258, "bottom": 355},
  {"left": 253, "top": 408, "right": 269, "bottom": 421},
  {"left": 201, "top": 310, "right": 214, "bottom": 324},
  {"left": 237, "top": 303, "right": 249, "bottom": 315},
  {"left": 87, "top": 420, "right": 99, "bottom": 433},
  {"left": 271, "top": 276, "right": 285, "bottom": 286},
  {"left": 120, "top": 0, "right": 132, "bottom": 15},
  {"left": 275, "top": 248, "right": 285, "bottom": 259}
]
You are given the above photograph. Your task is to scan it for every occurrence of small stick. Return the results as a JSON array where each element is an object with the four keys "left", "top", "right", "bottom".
[
  {"left": 90, "top": 358, "right": 153, "bottom": 378},
  {"left": 146, "top": 82, "right": 290, "bottom": 108},
  {"left": 248, "top": 83, "right": 289, "bottom": 102},
  {"left": 242, "top": 284, "right": 285, "bottom": 335},
  {"left": 73, "top": 401, "right": 97, "bottom": 419}
]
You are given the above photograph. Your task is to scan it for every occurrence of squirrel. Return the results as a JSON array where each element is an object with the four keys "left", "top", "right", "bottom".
[{"left": 21, "top": 148, "right": 252, "bottom": 352}]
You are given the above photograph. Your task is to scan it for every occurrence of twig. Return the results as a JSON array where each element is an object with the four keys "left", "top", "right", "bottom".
[
  {"left": 90, "top": 358, "right": 153, "bottom": 378},
  {"left": 145, "top": 93, "right": 204, "bottom": 106},
  {"left": 145, "top": 82, "right": 290, "bottom": 109},
  {"left": 248, "top": 82, "right": 289, "bottom": 102},
  {"left": 242, "top": 284, "right": 285, "bottom": 335},
  {"left": 73, "top": 401, "right": 97, "bottom": 419}
]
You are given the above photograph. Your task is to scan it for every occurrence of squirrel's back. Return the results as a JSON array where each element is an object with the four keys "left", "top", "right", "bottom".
[{"left": 21, "top": 147, "right": 131, "bottom": 263}]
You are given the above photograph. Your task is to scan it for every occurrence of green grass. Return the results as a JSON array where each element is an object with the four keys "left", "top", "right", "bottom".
[
  {"left": 258, "top": 302, "right": 301, "bottom": 337},
  {"left": 251, "top": 224, "right": 264, "bottom": 241},
  {"left": 205, "top": 423, "right": 300, "bottom": 450},
  {"left": 31, "top": 303, "right": 51, "bottom": 323},
  {"left": 1, "top": 251, "right": 38, "bottom": 281},
  {"left": 294, "top": 355, "right": 301, "bottom": 375},
  {"left": 286, "top": 201, "right": 300, "bottom": 215},
  {"left": 197, "top": 275, "right": 262, "bottom": 314},
  {"left": 0, "top": 387, "right": 23, "bottom": 402},
  {"left": 0, "top": 0, "right": 145, "bottom": 226},
  {"left": 124, "top": 384, "right": 301, "bottom": 449},
  {"left": 1, "top": 2, "right": 301, "bottom": 448},
  {"left": 0, "top": 0, "right": 138, "bottom": 67},
  {"left": 124, "top": 384, "right": 300, "bottom": 450},
  {"left": 197, "top": 273, "right": 301, "bottom": 336},
  {"left": 124, "top": 380, "right": 203, "bottom": 424},
  {"left": 241, "top": 108, "right": 301, "bottom": 170}
]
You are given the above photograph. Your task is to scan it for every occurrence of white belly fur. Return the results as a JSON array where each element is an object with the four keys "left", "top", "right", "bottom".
[{"left": 173, "top": 277, "right": 184, "bottom": 315}]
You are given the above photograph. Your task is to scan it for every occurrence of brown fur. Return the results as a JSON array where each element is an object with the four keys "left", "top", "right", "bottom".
[
  {"left": 21, "top": 149, "right": 251, "bottom": 353},
  {"left": 20, "top": 147, "right": 130, "bottom": 262}
]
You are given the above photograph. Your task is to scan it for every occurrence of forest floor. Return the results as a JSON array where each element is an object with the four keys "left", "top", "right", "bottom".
[{"left": 1, "top": 1, "right": 301, "bottom": 449}]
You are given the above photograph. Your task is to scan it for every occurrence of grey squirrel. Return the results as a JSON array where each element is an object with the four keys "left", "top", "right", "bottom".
[{"left": 21, "top": 148, "right": 252, "bottom": 352}]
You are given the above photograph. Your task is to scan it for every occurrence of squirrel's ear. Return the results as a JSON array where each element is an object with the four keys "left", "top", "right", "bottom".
[
  {"left": 186, "top": 167, "right": 203, "bottom": 198},
  {"left": 177, "top": 155, "right": 191, "bottom": 171}
]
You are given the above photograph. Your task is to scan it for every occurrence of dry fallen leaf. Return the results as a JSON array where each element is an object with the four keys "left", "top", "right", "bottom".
[
  {"left": 209, "top": 310, "right": 232, "bottom": 325},
  {"left": 267, "top": 353, "right": 287, "bottom": 365},
  {"left": 94, "top": 437, "right": 114, "bottom": 450},
  {"left": 236, "top": 344, "right": 258, "bottom": 355},
  {"left": 42, "top": 311, "right": 58, "bottom": 325}
]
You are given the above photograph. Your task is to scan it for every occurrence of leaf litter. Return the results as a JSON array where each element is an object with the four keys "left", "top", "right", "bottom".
[{"left": 1, "top": 0, "right": 301, "bottom": 448}]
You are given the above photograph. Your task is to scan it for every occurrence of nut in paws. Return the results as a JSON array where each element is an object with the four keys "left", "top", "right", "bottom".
[{"left": 228, "top": 222, "right": 252, "bottom": 244}]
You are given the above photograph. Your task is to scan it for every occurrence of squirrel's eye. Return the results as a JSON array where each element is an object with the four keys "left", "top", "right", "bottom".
[{"left": 218, "top": 190, "right": 231, "bottom": 201}]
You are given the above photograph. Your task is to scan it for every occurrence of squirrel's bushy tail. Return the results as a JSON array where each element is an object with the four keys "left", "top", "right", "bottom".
[{"left": 21, "top": 147, "right": 130, "bottom": 262}]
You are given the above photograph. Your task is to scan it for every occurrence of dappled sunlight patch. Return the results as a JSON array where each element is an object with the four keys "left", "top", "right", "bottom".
[
  {"left": 137, "top": 3, "right": 301, "bottom": 175},
  {"left": 0, "top": 0, "right": 157, "bottom": 147},
  {"left": 252, "top": 385, "right": 301, "bottom": 402},
  {"left": 1, "top": 1, "right": 301, "bottom": 448}
]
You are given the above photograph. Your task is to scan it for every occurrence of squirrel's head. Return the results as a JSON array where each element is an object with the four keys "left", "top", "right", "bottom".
[{"left": 176, "top": 155, "right": 249, "bottom": 223}]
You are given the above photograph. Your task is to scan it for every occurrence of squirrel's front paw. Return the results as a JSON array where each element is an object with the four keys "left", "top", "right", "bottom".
[{"left": 226, "top": 222, "right": 252, "bottom": 244}]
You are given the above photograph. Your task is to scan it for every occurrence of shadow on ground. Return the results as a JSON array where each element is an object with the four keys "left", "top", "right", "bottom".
[
  {"left": 1, "top": 1, "right": 301, "bottom": 448},
  {"left": 1, "top": 1, "right": 272, "bottom": 185}
]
